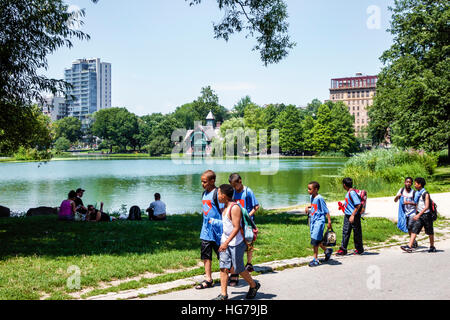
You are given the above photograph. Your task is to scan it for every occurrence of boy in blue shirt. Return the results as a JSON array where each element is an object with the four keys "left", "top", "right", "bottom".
[
  {"left": 229, "top": 173, "right": 260, "bottom": 274},
  {"left": 306, "top": 181, "right": 333, "bottom": 267},
  {"left": 195, "top": 170, "right": 224, "bottom": 290},
  {"left": 336, "top": 178, "right": 364, "bottom": 256}
]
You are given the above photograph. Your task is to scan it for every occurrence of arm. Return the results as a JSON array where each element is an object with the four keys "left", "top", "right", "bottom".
[
  {"left": 414, "top": 194, "right": 430, "bottom": 220},
  {"left": 71, "top": 201, "right": 76, "bottom": 214},
  {"left": 326, "top": 212, "right": 332, "bottom": 229},
  {"left": 248, "top": 205, "right": 260, "bottom": 217},
  {"left": 219, "top": 205, "right": 242, "bottom": 252}
]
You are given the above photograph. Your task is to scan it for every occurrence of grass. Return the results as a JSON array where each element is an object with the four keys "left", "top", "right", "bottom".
[{"left": 0, "top": 211, "right": 405, "bottom": 300}]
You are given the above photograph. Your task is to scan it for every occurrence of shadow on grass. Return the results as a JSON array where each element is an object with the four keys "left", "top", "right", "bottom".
[{"left": 0, "top": 214, "right": 203, "bottom": 259}]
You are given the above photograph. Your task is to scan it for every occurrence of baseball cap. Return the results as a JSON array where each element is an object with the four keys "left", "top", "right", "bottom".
[{"left": 76, "top": 188, "right": 86, "bottom": 193}]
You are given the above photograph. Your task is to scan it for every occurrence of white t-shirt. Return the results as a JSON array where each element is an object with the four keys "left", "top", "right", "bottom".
[
  {"left": 149, "top": 200, "right": 166, "bottom": 216},
  {"left": 397, "top": 188, "right": 416, "bottom": 216}
]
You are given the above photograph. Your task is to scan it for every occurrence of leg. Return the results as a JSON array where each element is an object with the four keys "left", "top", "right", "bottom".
[
  {"left": 429, "top": 234, "right": 435, "bottom": 247},
  {"left": 204, "top": 259, "right": 213, "bottom": 282},
  {"left": 340, "top": 215, "right": 351, "bottom": 252},
  {"left": 239, "top": 269, "right": 256, "bottom": 288},
  {"left": 313, "top": 245, "right": 319, "bottom": 260},
  {"left": 353, "top": 214, "right": 364, "bottom": 252},
  {"left": 220, "top": 269, "right": 229, "bottom": 296},
  {"left": 408, "top": 233, "right": 418, "bottom": 248}
]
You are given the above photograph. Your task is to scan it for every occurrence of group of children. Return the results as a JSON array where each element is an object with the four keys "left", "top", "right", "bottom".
[{"left": 195, "top": 172, "right": 438, "bottom": 300}]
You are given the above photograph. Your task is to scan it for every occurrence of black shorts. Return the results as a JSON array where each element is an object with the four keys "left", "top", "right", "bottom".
[
  {"left": 201, "top": 240, "right": 219, "bottom": 261},
  {"left": 411, "top": 213, "right": 434, "bottom": 236}
]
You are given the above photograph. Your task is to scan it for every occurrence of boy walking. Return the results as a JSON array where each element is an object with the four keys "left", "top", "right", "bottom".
[
  {"left": 229, "top": 173, "right": 260, "bottom": 274},
  {"left": 306, "top": 181, "right": 333, "bottom": 267},
  {"left": 394, "top": 177, "right": 417, "bottom": 247},
  {"left": 336, "top": 178, "right": 364, "bottom": 256},
  {"left": 401, "top": 177, "right": 436, "bottom": 253},
  {"left": 210, "top": 184, "right": 260, "bottom": 300},
  {"left": 195, "top": 170, "right": 223, "bottom": 290}
]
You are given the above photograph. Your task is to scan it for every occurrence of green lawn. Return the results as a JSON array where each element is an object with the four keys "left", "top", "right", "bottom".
[{"left": 0, "top": 212, "right": 405, "bottom": 300}]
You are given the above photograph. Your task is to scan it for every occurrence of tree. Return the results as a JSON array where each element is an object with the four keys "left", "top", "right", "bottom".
[
  {"left": 187, "top": 0, "right": 295, "bottom": 65},
  {"left": 274, "top": 105, "right": 303, "bottom": 154},
  {"left": 0, "top": 104, "right": 52, "bottom": 156},
  {"left": 54, "top": 117, "right": 82, "bottom": 143},
  {"left": 54, "top": 137, "right": 71, "bottom": 152},
  {"left": 91, "top": 108, "right": 139, "bottom": 152},
  {"left": 232, "top": 96, "right": 253, "bottom": 118},
  {"left": 305, "top": 99, "right": 322, "bottom": 119},
  {"left": 368, "top": 0, "right": 449, "bottom": 155},
  {"left": 147, "top": 136, "right": 171, "bottom": 156}
]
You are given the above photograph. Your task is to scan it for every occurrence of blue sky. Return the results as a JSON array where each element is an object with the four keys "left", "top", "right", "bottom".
[{"left": 44, "top": 0, "right": 394, "bottom": 116}]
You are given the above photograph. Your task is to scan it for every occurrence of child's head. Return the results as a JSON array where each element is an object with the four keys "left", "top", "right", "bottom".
[
  {"left": 307, "top": 181, "right": 320, "bottom": 195},
  {"left": 154, "top": 193, "right": 161, "bottom": 200},
  {"left": 218, "top": 184, "right": 234, "bottom": 203},
  {"left": 342, "top": 178, "right": 353, "bottom": 190},
  {"left": 405, "top": 177, "right": 413, "bottom": 189},
  {"left": 229, "top": 173, "right": 243, "bottom": 190},
  {"left": 201, "top": 170, "right": 216, "bottom": 190},
  {"left": 87, "top": 205, "right": 95, "bottom": 213},
  {"left": 414, "top": 177, "right": 426, "bottom": 190},
  {"left": 68, "top": 190, "right": 77, "bottom": 200}
]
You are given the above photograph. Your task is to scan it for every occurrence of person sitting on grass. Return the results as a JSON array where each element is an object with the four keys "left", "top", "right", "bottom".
[
  {"left": 209, "top": 184, "right": 261, "bottom": 300},
  {"left": 305, "top": 181, "right": 333, "bottom": 267},
  {"left": 86, "top": 202, "right": 117, "bottom": 222},
  {"left": 146, "top": 193, "right": 167, "bottom": 221},
  {"left": 401, "top": 177, "right": 436, "bottom": 253},
  {"left": 58, "top": 190, "right": 77, "bottom": 221},
  {"left": 395, "top": 177, "right": 418, "bottom": 248}
]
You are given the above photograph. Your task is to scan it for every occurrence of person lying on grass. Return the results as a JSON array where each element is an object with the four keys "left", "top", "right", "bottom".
[{"left": 86, "top": 202, "right": 117, "bottom": 222}]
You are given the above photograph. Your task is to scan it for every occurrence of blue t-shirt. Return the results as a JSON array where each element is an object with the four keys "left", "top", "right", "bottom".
[
  {"left": 344, "top": 190, "right": 361, "bottom": 216},
  {"left": 200, "top": 189, "right": 223, "bottom": 242},
  {"left": 309, "top": 194, "right": 329, "bottom": 222},
  {"left": 233, "top": 186, "right": 259, "bottom": 215}
]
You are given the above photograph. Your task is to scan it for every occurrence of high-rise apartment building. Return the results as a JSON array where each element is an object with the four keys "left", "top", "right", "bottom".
[
  {"left": 64, "top": 58, "right": 111, "bottom": 121},
  {"left": 329, "top": 73, "right": 378, "bottom": 134},
  {"left": 41, "top": 96, "right": 66, "bottom": 122}
]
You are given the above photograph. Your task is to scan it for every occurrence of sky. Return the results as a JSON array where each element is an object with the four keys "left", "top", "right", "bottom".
[{"left": 43, "top": 0, "right": 394, "bottom": 116}]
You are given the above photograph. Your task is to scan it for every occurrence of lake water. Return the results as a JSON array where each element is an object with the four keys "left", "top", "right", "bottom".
[{"left": 0, "top": 158, "right": 346, "bottom": 214}]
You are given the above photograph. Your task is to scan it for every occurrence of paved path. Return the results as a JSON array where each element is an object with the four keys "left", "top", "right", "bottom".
[
  {"left": 147, "top": 238, "right": 450, "bottom": 300},
  {"left": 283, "top": 192, "right": 450, "bottom": 221}
]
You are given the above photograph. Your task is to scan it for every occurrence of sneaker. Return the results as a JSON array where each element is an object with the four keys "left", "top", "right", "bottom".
[
  {"left": 245, "top": 263, "right": 254, "bottom": 273},
  {"left": 309, "top": 259, "right": 321, "bottom": 267},
  {"left": 336, "top": 248, "right": 347, "bottom": 256},
  {"left": 212, "top": 294, "right": 228, "bottom": 300},
  {"left": 324, "top": 248, "right": 333, "bottom": 261},
  {"left": 412, "top": 240, "right": 418, "bottom": 249},
  {"left": 353, "top": 249, "right": 364, "bottom": 255},
  {"left": 246, "top": 282, "right": 261, "bottom": 300},
  {"left": 428, "top": 246, "right": 437, "bottom": 253},
  {"left": 401, "top": 245, "right": 413, "bottom": 253}
]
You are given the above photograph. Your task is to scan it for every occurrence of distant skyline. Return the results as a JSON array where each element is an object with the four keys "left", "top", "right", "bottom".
[{"left": 43, "top": 0, "right": 394, "bottom": 116}]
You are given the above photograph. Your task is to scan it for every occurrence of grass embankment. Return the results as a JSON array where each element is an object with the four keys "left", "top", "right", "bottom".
[
  {"left": 0, "top": 212, "right": 406, "bottom": 300},
  {"left": 327, "top": 149, "right": 450, "bottom": 200}
]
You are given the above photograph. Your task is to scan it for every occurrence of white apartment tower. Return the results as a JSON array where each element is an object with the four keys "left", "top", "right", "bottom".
[{"left": 65, "top": 58, "right": 112, "bottom": 121}]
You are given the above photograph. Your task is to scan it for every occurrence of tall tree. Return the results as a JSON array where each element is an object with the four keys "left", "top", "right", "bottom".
[
  {"left": 274, "top": 104, "right": 303, "bottom": 154},
  {"left": 368, "top": 0, "right": 449, "bottom": 155},
  {"left": 187, "top": 0, "right": 295, "bottom": 65},
  {"left": 54, "top": 117, "right": 82, "bottom": 143}
]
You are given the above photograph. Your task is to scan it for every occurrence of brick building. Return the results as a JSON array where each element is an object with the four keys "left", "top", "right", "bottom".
[{"left": 329, "top": 73, "right": 378, "bottom": 134}]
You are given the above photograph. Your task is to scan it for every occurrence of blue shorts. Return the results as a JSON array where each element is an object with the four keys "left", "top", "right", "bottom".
[{"left": 310, "top": 218, "right": 325, "bottom": 244}]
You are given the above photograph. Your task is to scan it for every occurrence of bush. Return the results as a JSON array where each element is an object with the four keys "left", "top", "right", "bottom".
[
  {"left": 334, "top": 148, "right": 439, "bottom": 193},
  {"left": 54, "top": 137, "right": 71, "bottom": 152}
]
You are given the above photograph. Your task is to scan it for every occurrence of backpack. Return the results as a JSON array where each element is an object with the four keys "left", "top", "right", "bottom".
[
  {"left": 322, "top": 227, "right": 337, "bottom": 247},
  {"left": 420, "top": 192, "right": 438, "bottom": 221},
  {"left": 128, "top": 205, "right": 142, "bottom": 221},
  {"left": 229, "top": 203, "right": 258, "bottom": 244},
  {"left": 349, "top": 188, "right": 367, "bottom": 215}
]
